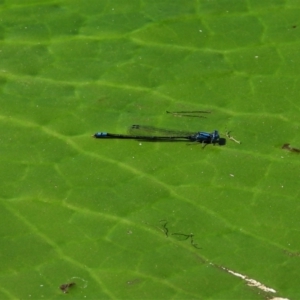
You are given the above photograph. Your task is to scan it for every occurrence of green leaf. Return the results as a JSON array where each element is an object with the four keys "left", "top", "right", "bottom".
[{"left": 1, "top": 1, "right": 299, "bottom": 299}]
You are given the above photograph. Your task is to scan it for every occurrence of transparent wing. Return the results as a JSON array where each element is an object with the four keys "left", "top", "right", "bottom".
[{"left": 129, "top": 125, "right": 195, "bottom": 137}]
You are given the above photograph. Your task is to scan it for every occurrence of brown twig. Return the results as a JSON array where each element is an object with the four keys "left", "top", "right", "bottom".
[{"left": 282, "top": 143, "right": 300, "bottom": 153}]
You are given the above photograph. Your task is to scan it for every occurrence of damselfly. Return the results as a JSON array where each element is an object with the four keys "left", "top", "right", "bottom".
[{"left": 93, "top": 125, "right": 221, "bottom": 147}]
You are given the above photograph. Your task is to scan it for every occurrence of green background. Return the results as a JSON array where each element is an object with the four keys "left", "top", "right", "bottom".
[{"left": 0, "top": 0, "right": 299, "bottom": 299}]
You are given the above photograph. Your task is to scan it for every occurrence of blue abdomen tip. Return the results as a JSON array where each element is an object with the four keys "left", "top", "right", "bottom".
[{"left": 94, "top": 132, "right": 108, "bottom": 138}]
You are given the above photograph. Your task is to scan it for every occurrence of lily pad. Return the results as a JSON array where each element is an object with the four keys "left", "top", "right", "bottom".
[{"left": 0, "top": 1, "right": 299, "bottom": 299}]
